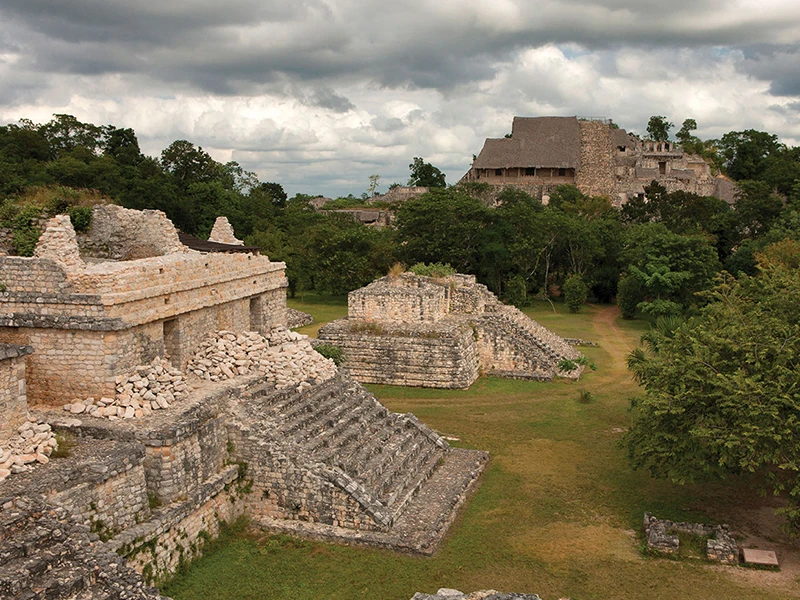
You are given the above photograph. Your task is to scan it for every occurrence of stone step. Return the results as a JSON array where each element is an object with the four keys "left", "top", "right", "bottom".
[
  {"left": 276, "top": 388, "right": 347, "bottom": 434},
  {"left": 281, "top": 391, "right": 364, "bottom": 440},
  {"left": 337, "top": 414, "right": 402, "bottom": 472},
  {"left": 308, "top": 401, "right": 391, "bottom": 463},
  {"left": 375, "top": 433, "right": 438, "bottom": 503},
  {"left": 362, "top": 428, "right": 418, "bottom": 489},
  {"left": 381, "top": 443, "right": 444, "bottom": 512}
]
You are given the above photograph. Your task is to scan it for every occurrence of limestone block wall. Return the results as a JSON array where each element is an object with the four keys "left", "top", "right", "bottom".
[
  {"left": 0, "top": 345, "right": 32, "bottom": 441},
  {"left": 349, "top": 283, "right": 448, "bottom": 324},
  {"left": 474, "top": 318, "right": 554, "bottom": 380},
  {"left": 77, "top": 205, "right": 188, "bottom": 260},
  {"left": 317, "top": 320, "right": 480, "bottom": 389},
  {"left": 117, "top": 483, "right": 240, "bottom": 585},
  {"left": 576, "top": 120, "right": 615, "bottom": 198},
  {"left": 232, "top": 433, "right": 383, "bottom": 531}
]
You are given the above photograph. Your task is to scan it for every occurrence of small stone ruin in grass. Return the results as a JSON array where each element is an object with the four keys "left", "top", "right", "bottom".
[
  {"left": 0, "top": 417, "right": 58, "bottom": 483},
  {"left": 63, "top": 357, "right": 190, "bottom": 420},
  {"left": 187, "top": 326, "right": 337, "bottom": 392},
  {"left": 643, "top": 512, "right": 738, "bottom": 564},
  {"left": 411, "top": 590, "right": 541, "bottom": 600}
]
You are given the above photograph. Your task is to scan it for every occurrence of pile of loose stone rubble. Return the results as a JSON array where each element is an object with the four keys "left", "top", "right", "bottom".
[
  {"left": 62, "top": 357, "right": 190, "bottom": 420},
  {"left": 188, "top": 326, "right": 337, "bottom": 391},
  {"left": 0, "top": 417, "right": 58, "bottom": 482}
]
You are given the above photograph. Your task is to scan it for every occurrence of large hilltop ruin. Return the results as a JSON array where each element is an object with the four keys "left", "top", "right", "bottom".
[
  {"left": 462, "top": 116, "right": 736, "bottom": 206},
  {"left": 317, "top": 272, "right": 583, "bottom": 388},
  {"left": 0, "top": 207, "right": 487, "bottom": 598}
]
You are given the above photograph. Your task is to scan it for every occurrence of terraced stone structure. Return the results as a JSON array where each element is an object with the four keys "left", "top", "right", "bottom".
[
  {"left": 0, "top": 207, "right": 287, "bottom": 405},
  {"left": 317, "top": 272, "right": 582, "bottom": 388},
  {"left": 0, "top": 207, "right": 488, "bottom": 597}
]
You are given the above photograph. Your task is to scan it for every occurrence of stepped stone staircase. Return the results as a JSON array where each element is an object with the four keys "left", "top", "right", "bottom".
[
  {"left": 478, "top": 303, "right": 582, "bottom": 380},
  {"left": 0, "top": 496, "right": 164, "bottom": 600},
  {"left": 231, "top": 372, "right": 487, "bottom": 551}
]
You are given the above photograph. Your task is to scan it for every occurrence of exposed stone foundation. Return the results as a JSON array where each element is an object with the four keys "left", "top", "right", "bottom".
[
  {"left": 412, "top": 590, "right": 541, "bottom": 600},
  {"left": 643, "top": 512, "right": 738, "bottom": 564}
]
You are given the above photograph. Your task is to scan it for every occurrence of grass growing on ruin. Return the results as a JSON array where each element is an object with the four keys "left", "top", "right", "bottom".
[{"left": 164, "top": 300, "right": 796, "bottom": 600}]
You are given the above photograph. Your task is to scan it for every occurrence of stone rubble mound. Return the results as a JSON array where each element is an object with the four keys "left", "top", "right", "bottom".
[
  {"left": 62, "top": 357, "right": 190, "bottom": 420},
  {"left": 188, "top": 327, "right": 337, "bottom": 392},
  {"left": 0, "top": 417, "right": 58, "bottom": 483}
]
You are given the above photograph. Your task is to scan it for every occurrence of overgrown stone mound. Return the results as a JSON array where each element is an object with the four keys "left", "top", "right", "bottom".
[
  {"left": 188, "top": 327, "right": 337, "bottom": 391},
  {"left": 318, "top": 272, "right": 582, "bottom": 388},
  {"left": 63, "top": 357, "right": 190, "bottom": 420}
]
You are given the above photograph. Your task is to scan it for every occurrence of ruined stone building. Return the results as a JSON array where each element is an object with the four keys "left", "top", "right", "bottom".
[
  {"left": 461, "top": 116, "right": 736, "bottom": 206},
  {"left": 0, "top": 207, "right": 487, "bottom": 598},
  {"left": 317, "top": 272, "right": 583, "bottom": 388}
]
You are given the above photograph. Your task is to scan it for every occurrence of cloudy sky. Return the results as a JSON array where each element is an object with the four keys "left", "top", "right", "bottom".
[{"left": 2, "top": 0, "right": 800, "bottom": 198}]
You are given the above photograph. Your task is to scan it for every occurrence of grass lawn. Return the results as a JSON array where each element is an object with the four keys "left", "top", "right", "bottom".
[{"left": 163, "top": 299, "right": 799, "bottom": 600}]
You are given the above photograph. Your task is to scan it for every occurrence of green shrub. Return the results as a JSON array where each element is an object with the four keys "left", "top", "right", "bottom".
[
  {"left": 504, "top": 275, "right": 530, "bottom": 307},
  {"left": 68, "top": 206, "right": 93, "bottom": 232},
  {"left": 617, "top": 274, "right": 642, "bottom": 319},
  {"left": 408, "top": 262, "right": 456, "bottom": 278},
  {"left": 563, "top": 274, "right": 588, "bottom": 313},
  {"left": 314, "top": 343, "right": 344, "bottom": 366}
]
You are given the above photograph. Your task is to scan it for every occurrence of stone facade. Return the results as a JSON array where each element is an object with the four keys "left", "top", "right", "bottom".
[
  {"left": 317, "top": 273, "right": 582, "bottom": 388},
  {"left": 0, "top": 206, "right": 287, "bottom": 405},
  {"left": 462, "top": 116, "right": 737, "bottom": 206},
  {"left": 0, "top": 344, "right": 32, "bottom": 441}
]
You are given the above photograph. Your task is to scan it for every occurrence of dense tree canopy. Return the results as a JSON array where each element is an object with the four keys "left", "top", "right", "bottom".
[{"left": 626, "top": 255, "right": 800, "bottom": 532}]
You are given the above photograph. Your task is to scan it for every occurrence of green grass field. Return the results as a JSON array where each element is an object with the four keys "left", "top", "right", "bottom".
[{"left": 163, "top": 299, "right": 798, "bottom": 600}]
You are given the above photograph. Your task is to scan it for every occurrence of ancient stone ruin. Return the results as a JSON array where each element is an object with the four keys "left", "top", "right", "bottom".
[
  {"left": 412, "top": 590, "right": 541, "bottom": 600},
  {"left": 317, "top": 272, "right": 583, "bottom": 388},
  {"left": 643, "top": 512, "right": 738, "bottom": 564},
  {"left": 0, "top": 206, "right": 488, "bottom": 598}
]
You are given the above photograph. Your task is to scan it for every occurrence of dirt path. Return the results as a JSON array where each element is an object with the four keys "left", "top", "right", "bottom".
[
  {"left": 591, "top": 305, "right": 636, "bottom": 378},
  {"left": 590, "top": 305, "right": 800, "bottom": 593}
]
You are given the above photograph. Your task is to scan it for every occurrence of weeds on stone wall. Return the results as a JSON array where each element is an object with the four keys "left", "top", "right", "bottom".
[
  {"left": 314, "top": 343, "right": 345, "bottom": 366},
  {"left": 0, "top": 185, "right": 100, "bottom": 255},
  {"left": 408, "top": 262, "right": 456, "bottom": 278}
]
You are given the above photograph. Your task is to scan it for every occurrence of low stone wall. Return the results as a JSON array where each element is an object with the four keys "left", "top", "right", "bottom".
[
  {"left": 317, "top": 320, "right": 480, "bottom": 388},
  {"left": 412, "top": 590, "right": 541, "bottom": 600},
  {"left": 0, "top": 344, "right": 33, "bottom": 441},
  {"left": 643, "top": 512, "right": 738, "bottom": 564}
]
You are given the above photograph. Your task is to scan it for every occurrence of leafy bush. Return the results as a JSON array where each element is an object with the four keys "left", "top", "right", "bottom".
[
  {"left": 563, "top": 274, "right": 588, "bottom": 313},
  {"left": 504, "top": 275, "right": 530, "bottom": 307},
  {"left": 617, "top": 274, "right": 642, "bottom": 319},
  {"left": 68, "top": 206, "right": 93, "bottom": 232},
  {"left": 314, "top": 343, "right": 344, "bottom": 366},
  {"left": 408, "top": 262, "right": 456, "bottom": 278}
]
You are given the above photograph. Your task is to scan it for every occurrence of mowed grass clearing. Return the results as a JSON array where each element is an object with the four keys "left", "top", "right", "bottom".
[{"left": 163, "top": 299, "right": 800, "bottom": 600}]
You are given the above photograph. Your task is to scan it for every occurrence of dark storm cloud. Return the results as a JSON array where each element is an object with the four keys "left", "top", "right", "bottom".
[
  {"left": 738, "top": 45, "right": 800, "bottom": 96},
  {"left": 3, "top": 0, "right": 799, "bottom": 99}
]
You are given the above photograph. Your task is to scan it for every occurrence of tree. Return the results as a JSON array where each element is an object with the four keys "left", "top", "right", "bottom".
[
  {"left": 646, "top": 116, "right": 674, "bottom": 142},
  {"left": 408, "top": 157, "right": 446, "bottom": 188},
  {"left": 160, "top": 140, "right": 220, "bottom": 186},
  {"left": 367, "top": 174, "right": 380, "bottom": 197},
  {"left": 719, "top": 130, "right": 782, "bottom": 181},
  {"left": 620, "top": 223, "right": 720, "bottom": 316},
  {"left": 563, "top": 274, "right": 588, "bottom": 313},
  {"left": 393, "top": 188, "right": 490, "bottom": 272},
  {"left": 625, "top": 261, "right": 800, "bottom": 533}
]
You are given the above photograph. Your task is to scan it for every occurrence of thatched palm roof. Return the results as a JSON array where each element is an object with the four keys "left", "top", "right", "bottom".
[{"left": 472, "top": 116, "right": 582, "bottom": 169}]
